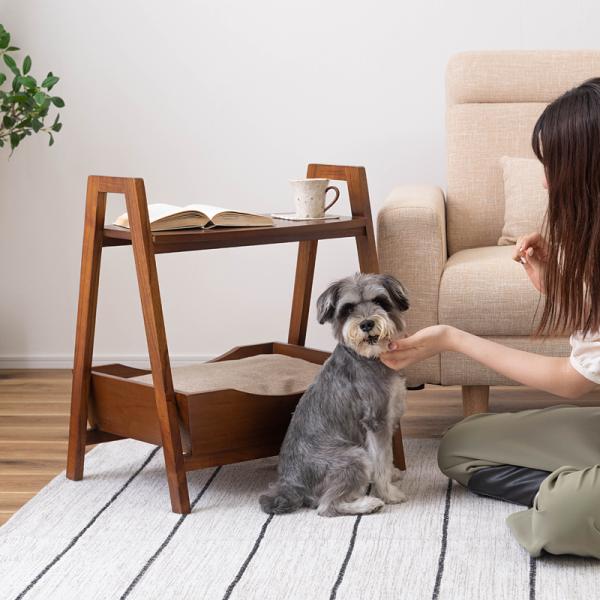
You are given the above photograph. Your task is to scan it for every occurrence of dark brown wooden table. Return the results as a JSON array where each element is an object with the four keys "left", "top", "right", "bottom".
[{"left": 66, "top": 163, "right": 407, "bottom": 514}]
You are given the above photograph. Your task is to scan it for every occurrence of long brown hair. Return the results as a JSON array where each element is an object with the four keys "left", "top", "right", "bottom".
[{"left": 532, "top": 77, "right": 600, "bottom": 336}]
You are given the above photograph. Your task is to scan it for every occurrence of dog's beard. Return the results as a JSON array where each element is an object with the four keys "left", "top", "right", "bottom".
[{"left": 342, "top": 314, "right": 397, "bottom": 358}]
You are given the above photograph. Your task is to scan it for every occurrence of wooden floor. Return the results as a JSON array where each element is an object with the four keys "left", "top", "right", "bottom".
[{"left": 1, "top": 369, "right": 599, "bottom": 526}]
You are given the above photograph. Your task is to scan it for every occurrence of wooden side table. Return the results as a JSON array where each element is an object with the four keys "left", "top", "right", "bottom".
[{"left": 66, "top": 164, "right": 407, "bottom": 514}]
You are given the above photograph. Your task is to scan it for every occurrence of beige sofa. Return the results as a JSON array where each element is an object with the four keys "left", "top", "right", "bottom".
[{"left": 377, "top": 50, "right": 600, "bottom": 415}]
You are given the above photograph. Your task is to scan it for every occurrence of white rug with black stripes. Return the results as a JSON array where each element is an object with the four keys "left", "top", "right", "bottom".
[{"left": 1, "top": 438, "right": 598, "bottom": 600}]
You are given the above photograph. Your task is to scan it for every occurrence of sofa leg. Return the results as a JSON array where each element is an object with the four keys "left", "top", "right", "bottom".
[{"left": 461, "top": 385, "right": 490, "bottom": 416}]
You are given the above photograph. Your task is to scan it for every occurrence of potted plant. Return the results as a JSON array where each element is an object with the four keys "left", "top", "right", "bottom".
[{"left": 0, "top": 23, "right": 63, "bottom": 155}]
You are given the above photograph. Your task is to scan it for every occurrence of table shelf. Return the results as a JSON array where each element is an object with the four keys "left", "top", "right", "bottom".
[{"left": 102, "top": 216, "right": 368, "bottom": 253}]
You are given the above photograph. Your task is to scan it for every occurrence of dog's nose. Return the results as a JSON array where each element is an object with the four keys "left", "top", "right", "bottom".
[{"left": 359, "top": 319, "right": 375, "bottom": 332}]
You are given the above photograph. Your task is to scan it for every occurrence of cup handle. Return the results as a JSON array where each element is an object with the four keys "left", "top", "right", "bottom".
[{"left": 324, "top": 186, "right": 340, "bottom": 212}]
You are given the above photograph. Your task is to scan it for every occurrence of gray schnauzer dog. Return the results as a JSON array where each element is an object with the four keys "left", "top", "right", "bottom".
[{"left": 259, "top": 273, "right": 408, "bottom": 517}]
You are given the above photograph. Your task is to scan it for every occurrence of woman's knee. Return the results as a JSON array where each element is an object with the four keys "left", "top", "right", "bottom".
[
  {"left": 437, "top": 416, "right": 490, "bottom": 486},
  {"left": 528, "top": 465, "right": 600, "bottom": 558}
]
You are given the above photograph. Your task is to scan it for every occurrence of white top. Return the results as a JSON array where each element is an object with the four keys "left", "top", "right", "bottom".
[{"left": 570, "top": 331, "right": 600, "bottom": 384}]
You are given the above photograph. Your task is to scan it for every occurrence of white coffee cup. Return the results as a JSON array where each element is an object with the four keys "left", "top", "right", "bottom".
[{"left": 290, "top": 178, "right": 340, "bottom": 219}]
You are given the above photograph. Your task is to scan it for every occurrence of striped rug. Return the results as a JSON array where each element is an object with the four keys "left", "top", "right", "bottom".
[{"left": 0, "top": 439, "right": 597, "bottom": 600}]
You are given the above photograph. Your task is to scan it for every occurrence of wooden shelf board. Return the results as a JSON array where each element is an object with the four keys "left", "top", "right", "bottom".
[{"left": 102, "top": 216, "right": 367, "bottom": 253}]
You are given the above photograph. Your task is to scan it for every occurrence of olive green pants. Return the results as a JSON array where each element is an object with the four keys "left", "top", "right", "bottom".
[{"left": 437, "top": 405, "right": 600, "bottom": 558}]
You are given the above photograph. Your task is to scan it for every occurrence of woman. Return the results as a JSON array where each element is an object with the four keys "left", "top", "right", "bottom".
[{"left": 381, "top": 78, "right": 600, "bottom": 559}]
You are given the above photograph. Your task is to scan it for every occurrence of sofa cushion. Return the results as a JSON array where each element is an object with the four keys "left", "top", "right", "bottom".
[
  {"left": 439, "top": 245, "right": 541, "bottom": 336},
  {"left": 498, "top": 156, "right": 547, "bottom": 245}
]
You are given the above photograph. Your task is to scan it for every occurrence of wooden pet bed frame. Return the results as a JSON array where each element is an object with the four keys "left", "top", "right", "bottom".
[{"left": 66, "top": 164, "right": 406, "bottom": 514}]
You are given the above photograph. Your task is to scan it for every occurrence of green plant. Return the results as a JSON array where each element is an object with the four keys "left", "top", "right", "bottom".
[{"left": 0, "top": 23, "right": 63, "bottom": 155}]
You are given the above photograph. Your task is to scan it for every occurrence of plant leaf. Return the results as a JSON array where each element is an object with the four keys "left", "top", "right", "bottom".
[
  {"left": 48, "top": 132, "right": 54, "bottom": 146},
  {"left": 23, "top": 55, "right": 31, "bottom": 74},
  {"left": 10, "top": 131, "right": 20, "bottom": 149},
  {"left": 34, "top": 91, "right": 46, "bottom": 105},
  {"left": 3, "top": 54, "right": 19, "bottom": 76},
  {"left": 0, "top": 31, "right": 9, "bottom": 50},
  {"left": 42, "top": 75, "right": 59, "bottom": 90},
  {"left": 19, "top": 75, "right": 36, "bottom": 88},
  {"left": 0, "top": 72, "right": 6, "bottom": 86},
  {"left": 51, "top": 96, "right": 64, "bottom": 107},
  {"left": 12, "top": 93, "right": 29, "bottom": 103}
]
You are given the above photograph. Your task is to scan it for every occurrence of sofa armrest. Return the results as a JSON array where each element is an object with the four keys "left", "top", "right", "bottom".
[
  {"left": 377, "top": 185, "right": 447, "bottom": 326},
  {"left": 377, "top": 185, "right": 447, "bottom": 384}
]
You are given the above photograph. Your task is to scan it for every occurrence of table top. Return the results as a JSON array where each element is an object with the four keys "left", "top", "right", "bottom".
[{"left": 103, "top": 215, "right": 368, "bottom": 253}]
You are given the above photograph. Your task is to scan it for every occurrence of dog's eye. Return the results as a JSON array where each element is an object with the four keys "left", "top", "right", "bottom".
[
  {"left": 339, "top": 303, "right": 355, "bottom": 317},
  {"left": 373, "top": 296, "right": 392, "bottom": 311}
]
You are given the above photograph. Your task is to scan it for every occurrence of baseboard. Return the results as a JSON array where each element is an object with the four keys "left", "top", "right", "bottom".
[{"left": 0, "top": 354, "right": 215, "bottom": 369}]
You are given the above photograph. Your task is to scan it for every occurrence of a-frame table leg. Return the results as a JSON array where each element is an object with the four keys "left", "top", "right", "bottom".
[
  {"left": 67, "top": 178, "right": 106, "bottom": 480},
  {"left": 125, "top": 179, "right": 191, "bottom": 514},
  {"left": 288, "top": 240, "right": 318, "bottom": 346}
]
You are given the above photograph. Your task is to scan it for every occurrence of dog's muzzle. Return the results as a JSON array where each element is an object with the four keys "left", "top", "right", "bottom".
[{"left": 344, "top": 314, "right": 398, "bottom": 356}]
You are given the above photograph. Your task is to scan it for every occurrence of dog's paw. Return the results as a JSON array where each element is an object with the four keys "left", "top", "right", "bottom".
[
  {"left": 379, "top": 485, "right": 407, "bottom": 504},
  {"left": 318, "top": 496, "right": 384, "bottom": 516},
  {"left": 361, "top": 497, "right": 385, "bottom": 514},
  {"left": 391, "top": 467, "right": 405, "bottom": 482}
]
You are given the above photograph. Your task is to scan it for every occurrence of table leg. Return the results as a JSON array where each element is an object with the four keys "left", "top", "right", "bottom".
[
  {"left": 288, "top": 239, "right": 318, "bottom": 346},
  {"left": 126, "top": 179, "right": 191, "bottom": 514},
  {"left": 67, "top": 178, "right": 106, "bottom": 480},
  {"left": 393, "top": 427, "right": 407, "bottom": 471}
]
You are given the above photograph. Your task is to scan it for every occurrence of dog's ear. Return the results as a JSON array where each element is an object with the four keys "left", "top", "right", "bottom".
[
  {"left": 316, "top": 280, "right": 342, "bottom": 324},
  {"left": 381, "top": 274, "right": 409, "bottom": 311}
]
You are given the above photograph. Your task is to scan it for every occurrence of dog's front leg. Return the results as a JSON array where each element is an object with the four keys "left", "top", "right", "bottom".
[{"left": 366, "top": 430, "right": 407, "bottom": 504}]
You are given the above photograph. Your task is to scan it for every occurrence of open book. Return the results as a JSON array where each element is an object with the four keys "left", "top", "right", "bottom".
[{"left": 113, "top": 204, "right": 274, "bottom": 232}]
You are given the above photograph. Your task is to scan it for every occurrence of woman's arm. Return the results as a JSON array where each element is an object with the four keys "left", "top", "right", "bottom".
[
  {"left": 380, "top": 325, "right": 596, "bottom": 400},
  {"left": 450, "top": 328, "right": 595, "bottom": 399}
]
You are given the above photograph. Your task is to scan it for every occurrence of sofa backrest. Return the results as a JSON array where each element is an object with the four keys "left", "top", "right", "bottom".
[{"left": 445, "top": 50, "right": 600, "bottom": 255}]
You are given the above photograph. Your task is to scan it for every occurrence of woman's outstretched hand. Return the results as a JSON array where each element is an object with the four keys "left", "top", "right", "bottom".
[
  {"left": 380, "top": 325, "right": 455, "bottom": 370},
  {"left": 513, "top": 231, "right": 549, "bottom": 294}
]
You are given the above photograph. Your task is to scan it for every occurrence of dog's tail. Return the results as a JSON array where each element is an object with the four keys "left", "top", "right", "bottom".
[{"left": 259, "top": 482, "right": 304, "bottom": 515}]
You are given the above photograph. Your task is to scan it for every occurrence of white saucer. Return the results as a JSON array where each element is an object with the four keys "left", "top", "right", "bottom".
[{"left": 271, "top": 212, "right": 341, "bottom": 222}]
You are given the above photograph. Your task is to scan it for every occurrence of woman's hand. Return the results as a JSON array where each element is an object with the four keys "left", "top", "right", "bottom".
[
  {"left": 513, "top": 231, "right": 549, "bottom": 293},
  {"left": 380, "top": 325, "right": 456, "bottom": 370}
]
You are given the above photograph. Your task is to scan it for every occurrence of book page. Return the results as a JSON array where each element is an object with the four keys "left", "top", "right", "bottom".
[
  {"left": 184, "top": 204, "right": 229, "bottom": 219},
  {"left": 114, "top": 204, "right": 178, "bottom": 227},
  {"left": 113, "top": 203, "right": 270, "bottom": 229},
  {"left": 147, "top": 204, "right": 192, "bottom": 222},
  {"left": 114, "top": 203, "right": 208, "bottom": 228}
]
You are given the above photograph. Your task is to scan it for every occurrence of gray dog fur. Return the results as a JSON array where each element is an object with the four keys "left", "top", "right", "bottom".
[{"left": 259, "top": 273, "right": 409, "bottom": 517}]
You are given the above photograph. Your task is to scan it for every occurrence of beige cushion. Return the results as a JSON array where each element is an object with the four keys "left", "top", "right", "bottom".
[
  {"left": 438, "top": 245, "right": 541, "bottom": 336},
  {"left": 446, "top": 103, "right": 546, "bottom": 253},
  {"left": 132, "top": 354, "right": 322, "bottom": 395},
  {"left": 446, "top": 50, "right": 600, "bottom": 104},
  {"left": 498, "top": 157, "right": 547, "bottom": 245},
  {"left": 445, "top": 50, "right": 600, "bottom": 255}
]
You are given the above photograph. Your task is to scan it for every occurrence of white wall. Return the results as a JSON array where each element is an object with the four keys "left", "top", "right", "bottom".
[{"left": 1, "top": 0, "right": 598, "bottom": 366}]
